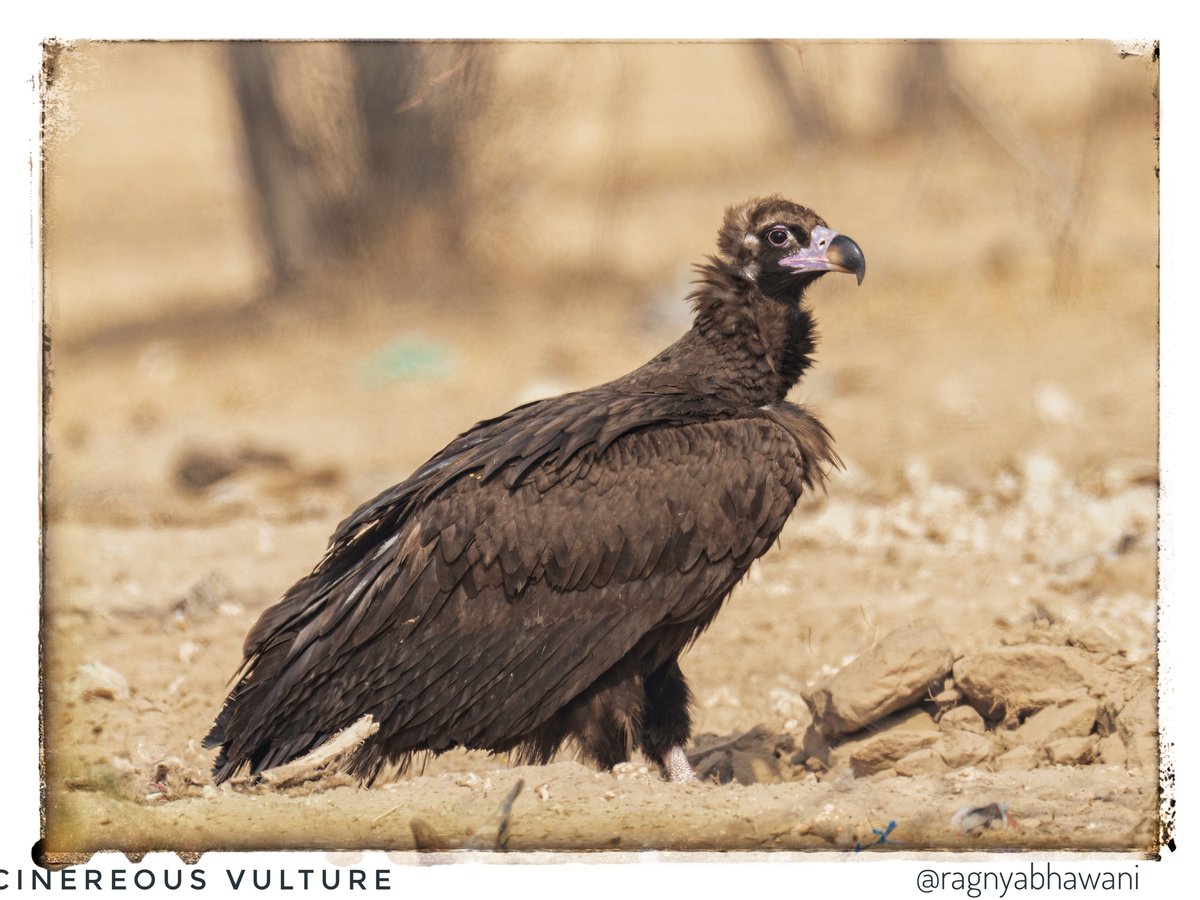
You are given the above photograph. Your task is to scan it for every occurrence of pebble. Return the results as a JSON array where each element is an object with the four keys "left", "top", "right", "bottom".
[
  {"left": 1097, "top": 733, "right": 1128, "bottom": 766},
  {"left": 940, "top": 705, "right": 986, "bottom": 734},
  {"left": 1117, "top": 687, "right": 1157, "bottom": 771},
  {"left": 1045, "top": 735, "right": 1099, "bottom": 766},
  {"left": 895, "top": 747, "right": 948, "bottom": 777},
  {"left": 939, "top": 731, "right": 994, "bottom": 769},
  {"left": 839, "top": 709, "right": 942, "bottom": 778},
  {"left": 74, "top": 662, "right": 130, "bottom": 702},
  {"left": 993, "top": 745, "right": 1040, "bottom": 771},
  {"left": 1014, "top": 696, "right": 1099, "bottom": 747}
]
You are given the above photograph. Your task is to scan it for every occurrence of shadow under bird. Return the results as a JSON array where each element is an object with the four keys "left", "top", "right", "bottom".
[{"left": 204, "top": 196, "right": 866, "bottom": 784}]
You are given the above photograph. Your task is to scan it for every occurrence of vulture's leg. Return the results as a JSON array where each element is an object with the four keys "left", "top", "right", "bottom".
[
  {"left": 663, "top": 745, "right": 698, "bottom": 784},
  {"left": 564, "top": 667, "right": 644, "bottom": 770},
  {"left": 642, "top": 659, "right": 697, "bottom": 783}
]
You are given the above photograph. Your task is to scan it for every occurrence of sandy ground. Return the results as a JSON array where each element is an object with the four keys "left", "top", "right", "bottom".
[
  {"left": 41, "top": 265, "right": 1160, "bottom": 859},
  {"left": 37, "top": 42, "right": 1162, "bottom": 862}
]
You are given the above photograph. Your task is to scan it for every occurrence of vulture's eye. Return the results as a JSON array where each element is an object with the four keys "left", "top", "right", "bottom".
[{"left": 767, "top": 227, "right": 790, "bottom": 247}]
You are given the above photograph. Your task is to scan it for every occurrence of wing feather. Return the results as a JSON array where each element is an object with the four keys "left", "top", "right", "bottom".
[{"left": 206, "top": 396, "right": 835, "bottom": 782}]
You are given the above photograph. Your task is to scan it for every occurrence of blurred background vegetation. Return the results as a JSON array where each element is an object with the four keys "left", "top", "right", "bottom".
[{"left": 41, "top": 41, "right": 1159, "bottom": 522}]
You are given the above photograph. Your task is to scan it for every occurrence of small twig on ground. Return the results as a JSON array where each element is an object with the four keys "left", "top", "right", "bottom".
[{"left": 259, "top": 715, "right": 379, "bottom": 788}]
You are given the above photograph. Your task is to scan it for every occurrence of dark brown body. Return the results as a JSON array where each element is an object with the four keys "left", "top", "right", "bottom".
[{"left": 205, "top": 197, "right": 861, "bottom": 784}]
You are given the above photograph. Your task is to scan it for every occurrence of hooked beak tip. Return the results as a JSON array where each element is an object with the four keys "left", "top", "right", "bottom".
[{"left": 827, "top": 233, "right": 866, "bottom": 285}]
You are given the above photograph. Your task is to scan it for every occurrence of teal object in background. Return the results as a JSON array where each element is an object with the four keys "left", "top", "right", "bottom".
[{"left": 360, "top": 335, "right": 457, "bottom": 386}]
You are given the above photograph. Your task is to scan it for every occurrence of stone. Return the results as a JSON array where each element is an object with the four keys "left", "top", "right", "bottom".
[
  {"left": 953, "top": 645, "right": 1105, "bottom": 719},
  {"left": 793, "top": 724, "right": 835, "bottom": 770},
  {"left": 689, "top": 725, "right": 788, "bottom": 784},
  {"left": 692, "top": 751, "right": 729, "bottom": 784},
  {"left": 1097, "top": 733, "right": 1127, "bottom": 766},
  {"left": 932, "top": 686, "right": 961, "bottom": 705},
  {"left": 1117, "top": 687, "right": 1158, "bottom": 771},
  {"left": 1087, "top": 551, "right": 1157, "bottom": 599},
  {"left": 730, "top": 750, "right": 787, "bottom": 785},
  {"left": 1045, "top": 735, "right": 1098, "bottom": 766},
  {"left": 796, "top": 754, "right": 826, "bottom": 773},
  {"left": 74, "top": 661, "right": 131, "bottom": 702},
  {"left": 1014, "top": 697, "right": 1099, "bottom": 747},
  {"left": 896, "top": 747, "right": 948, "bottom": 777},
  {"left": 939, "top": 730, "right": 994, "bottom": 769},
  {"left": 1068, "top": 624, "right": 1122, "bottom": 656},
  {"left": 688, "top": 724, "right": 775, "bottom": 758},
  {"left": 1096, "top": 698, "right": 1123, "bottom": 736},
  {"left": 839, "top": 709, "right": 943, "bottom": 778},
  {"left": 939, "top": 705, "right": 986, "bottom": 734},
  {"left": 993, "top": 745, "right": 1039, "bottom": 771},
  {"left": 805, "top": 619, "right": 954, "bottom": 739}
]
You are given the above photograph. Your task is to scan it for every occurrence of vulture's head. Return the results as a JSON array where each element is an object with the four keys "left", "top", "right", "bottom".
[{"left": 717, "top": 196, "right": 865, "bottom": 301}]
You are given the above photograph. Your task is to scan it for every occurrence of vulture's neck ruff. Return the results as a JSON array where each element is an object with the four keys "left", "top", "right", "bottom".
[
  {"left": 688, "top": 263, "right": 820, "bottom": 405},
  {"left": 685, "top": 198, "right": 865, "bottom": 406}
]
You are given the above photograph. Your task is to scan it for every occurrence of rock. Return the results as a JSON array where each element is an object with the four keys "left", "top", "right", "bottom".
[
  {"left": 171, "top": 571, "right": 232, "bottom": 619},
  {"left": 178, "top": 641, "right": 201, "bottom": 665},
  {"left": 1078, "top": 457, "right": 1158, "bottom": 495},
  {"left": 939, "top": 705, "right": 986, "bottom": 734},
  {"left": 993, "top": 745, "right": 1039, "bottom": 771},
  {"left": 74, "top": 662, "right": 131, "bottom": 701},
  {"left": 838, "top": 709, "right": 942, "bottom": 778},
  {"left": 730, "top": 750, "right": 787, "bottom": 785},
  {"left": 689, "top": 725, "right": 788, "bottom": 784},
  {"left": 1019, "top": 453, "right": 1064, "bottom": 517},
  {"left": 1087, "top": 552, "right": 1156, "bottom": 599},
  {"left": 932, "top": 686, "right": 961, "bottom": 705},
  {"left": 795, "top": 754, "right": 827, "bottom": 773},
  {"left": 693, "top": 751, "right": 729, "bottom": 784},
  {"left": 805, "top": 620, "right": 953, "bottom": 739},
  {"left": 1117, "top": 687, "right": 1157, "bottom": 771},
  {"left": 1017, "top": 619, "right": 1072, "bottom": 647},
  {"left": 1034, "top": 383, "right": 1080, "bottom": 425},
  {"left": 896, "top": 747, "right": 948, "bottom": 777},
  {"left": 792, "top": 724, "right": 835, "bottom": 770},
  {"left": 1045, "top": 735, "right": 1098, "bottom": 766},
  {"left": 689, "top": 723, "right": 777, "bottom": 757},
  {"left": 1096, "top": 698, "right": 1123, "bottom": 736},
  {"left": 1068, "top": 623, "right": 1122, "bottom": 656},
  {"left": 174, "top": 445, "right": 292, "bottom": 492},
  {"left": 953, "top": 645, "right": 1105, "bottom": 719},
  {"left": 1014, "top": 697, "right": 1098, "bottom": 747},
  {"left": 939, "top": 730, "right": 994, "bottom": 769},
  {"left": 778, "top": 696, "right": 815, "bottom": 735},
  {"left": 1097, "top": 733, "right": 1127, "bottom": 766}
]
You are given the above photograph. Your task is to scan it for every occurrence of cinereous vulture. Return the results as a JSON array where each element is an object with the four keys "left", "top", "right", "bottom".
[{"left": 205, "top": 196, "right": 865, "bottom": 784}]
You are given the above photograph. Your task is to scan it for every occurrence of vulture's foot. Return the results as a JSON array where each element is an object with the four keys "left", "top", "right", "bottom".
[{"left": 663, "top": 745, "right": 698, "bottom": 784}]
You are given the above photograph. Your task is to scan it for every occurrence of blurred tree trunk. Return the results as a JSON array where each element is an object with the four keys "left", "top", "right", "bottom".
[
  {"left": 753, "top": 43, "right": 832, "bottom": 143},
  {"left": 350, "top": 44, "right": 463, "bottom": 213},
  {"left": 227, "top": 42, "right": 486, "bottom": 293},
  {"left": 228, "top": 43, "right": 316, "bottom": 289},
  {"left": 893, "top": 42, "right": 957, "bottom": 129}
]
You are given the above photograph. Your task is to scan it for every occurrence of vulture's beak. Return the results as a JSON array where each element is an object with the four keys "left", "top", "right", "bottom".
[{"left": 780, "top": 227, "right": 866, "bottom": 285}]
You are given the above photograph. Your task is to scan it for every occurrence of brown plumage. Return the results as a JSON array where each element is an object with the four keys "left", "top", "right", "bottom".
[{"left": 204, "top": 196, "right": 865, "bottom": 784}]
